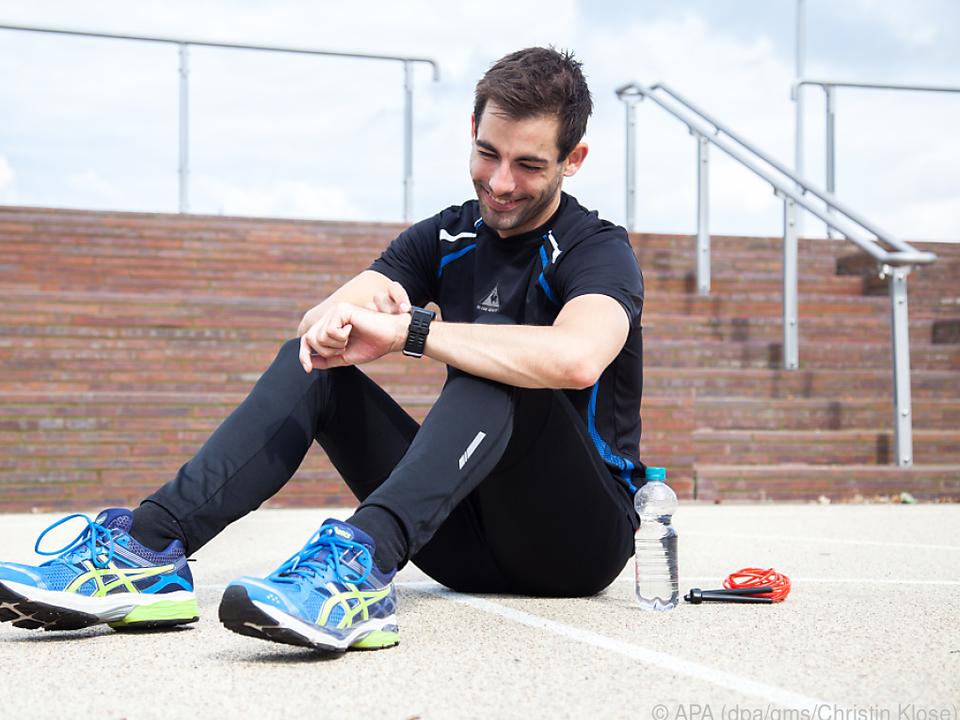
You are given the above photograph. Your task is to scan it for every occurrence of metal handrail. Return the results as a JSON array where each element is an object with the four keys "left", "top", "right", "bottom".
[
  {"left": 649, "top": 82, "right": 933, "bottom": 262},
  {"left": 0, "top": 23, "right": 440, "bottom": 220},
  {"left": 795, "top": 79, "right": 960, "bottom": 94},
  {"left": 792, "top": 78, "right": 960, "bottom": 237},
  {"left": 616, "top": 80, "right": 938, "bottom": 468}
]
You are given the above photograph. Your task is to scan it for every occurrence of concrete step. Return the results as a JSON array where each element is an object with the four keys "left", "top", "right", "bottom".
[
  {"left": 642, "top": 313, "right": 938, "bottom": 343},
  {"left": 0, "top": 308, "right": 942, "bottom": 345},
  {"left": 0, "top": 363, "right": 950, "bottom": 400},
  {"left": 644, "top": 339, "right": 960, "bottom": 371},
  {"left": 0, "top": 289, "right": 904, "bottom": 321},
  {"left": 0, "top": 459, "right": 353, "bottom": 512},
  {"left": 693, "top": 429, "right": 960, "bottom": 465},
  {"left": 2, "top": 338, "right": 956, "bottom": 374},
  {"left": 645, "top": 293, "right": 891, "bottom": 318},
  {"left": 644, "top": 367, "right": 953, "bottom": 400},
  {"left": 694, "top": 397, "right": 960, "bottom": 431},
  {"left": 692, "top": 463, "right": 960, "bottom": 502},
  {"left": 642, "top": 273, "right": 912, "bottom": 300}
]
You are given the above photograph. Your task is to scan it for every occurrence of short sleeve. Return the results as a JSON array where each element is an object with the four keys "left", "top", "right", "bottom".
[
  {"left": 554, "top": 230, "right": 644, "bottom": 324},
  {"left": 368, "top": 215, "right": 440, "bottom": 308}
]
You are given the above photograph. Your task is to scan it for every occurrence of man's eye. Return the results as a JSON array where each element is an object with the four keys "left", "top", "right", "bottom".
[
  {"left": 521, "top": 165, "right": 543, "bottom": 172},
  {"left": 478, "top": 150, "right": 496, "bottom": 159}
]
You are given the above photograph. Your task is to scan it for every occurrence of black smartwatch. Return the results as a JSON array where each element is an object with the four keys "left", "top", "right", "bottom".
[{"left": 402, "top": 306, "right": 436, "bottom": 358}]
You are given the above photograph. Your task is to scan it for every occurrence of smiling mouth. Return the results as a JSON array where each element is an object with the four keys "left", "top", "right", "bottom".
[{"left": 482, "top": 186, "right": 523, "bottom": 212}]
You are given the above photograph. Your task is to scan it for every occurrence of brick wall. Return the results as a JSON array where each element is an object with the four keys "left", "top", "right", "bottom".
[{"left": 1, "top": 206, "right": 958, "bottom": 509}]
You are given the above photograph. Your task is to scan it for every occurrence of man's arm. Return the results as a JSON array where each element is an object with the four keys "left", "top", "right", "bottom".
[
  {"left": 422, "top": 294, "right": 629, "bottom": 389},
  {"left": 300, "top": 293, "right": 630, "bottom": 390}
]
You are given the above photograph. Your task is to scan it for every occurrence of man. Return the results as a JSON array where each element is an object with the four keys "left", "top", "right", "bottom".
[{"left": 0, "top": 47, "right": 645, "bottom": 652}]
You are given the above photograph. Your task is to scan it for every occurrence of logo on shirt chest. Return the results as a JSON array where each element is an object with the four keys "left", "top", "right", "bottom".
[{"left": 476, "top": 284, "right": 501, "bottom": 313}]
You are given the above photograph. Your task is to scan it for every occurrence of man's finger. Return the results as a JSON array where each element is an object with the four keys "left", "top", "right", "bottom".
[
  {"left": 299, "top": 335, "right": 315, "bottom": 373},
  {"left": 327, "top": 325, "right": 350, "bottom": 343},
  {"left": 389, "top": 281, "right": 411, "bottom": 313}
]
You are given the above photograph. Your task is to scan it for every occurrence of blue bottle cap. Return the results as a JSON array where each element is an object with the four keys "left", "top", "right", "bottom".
[{"left": 645, "top": 466, "right": 667, "bottom": 481}]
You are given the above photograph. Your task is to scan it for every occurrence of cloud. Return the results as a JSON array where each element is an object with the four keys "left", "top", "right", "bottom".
[
  {"left": 67, "top": 170, "right": 121, "bottom": 200},
  {"left": 193, "top": 175, "right": 365, "bottom": 220},
  {"left": 0, "top": 155, "right": 14, "bottom": 200},
  {"left": 888, "top": 196, "right": 960, "bottom": 243},
  {"left": 852, "top": 0, "right": 939, "bottom": 48},
  {"left": 0, "top": 1, "right": 956, "bottom": 242}
]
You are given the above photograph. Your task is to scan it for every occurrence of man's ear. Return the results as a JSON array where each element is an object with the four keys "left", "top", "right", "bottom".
[
  {"left": 471, "top": 113, "right": 477, "bottom": 140},
  {"left": 562, "top": 143, "right": 589, "bottom": 177}
]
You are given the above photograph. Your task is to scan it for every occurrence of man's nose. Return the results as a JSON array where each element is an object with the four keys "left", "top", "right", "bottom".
[{"left": 489, "top": 162, "right": 516, "bottom": 197}]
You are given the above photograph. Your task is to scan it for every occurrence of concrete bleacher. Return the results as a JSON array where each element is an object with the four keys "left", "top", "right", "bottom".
[{"left": 0, "top": 205, "right": 957, "bottom": 510}]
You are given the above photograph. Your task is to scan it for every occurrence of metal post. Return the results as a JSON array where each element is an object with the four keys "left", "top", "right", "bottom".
[
  {"left": 696, "top": 134, "right": 710, "bottom": 295},
  {"left": 625, "top": 99, "right": 637, "bottom": 232},
  {"left": 886, "top": 265, "right": 914, "bottom": 466},
  {"left": 794, "top": 0, "right": 806, "bottom": 237},
  {"left": 825, "top": 85, "right": 836, "bottom": 238},
  {"left": 782, "top": 196, "right": 799, "bottom": 370},
  {"left": 178, "top": 43, "right": 190, "bottom": 213},
  {"left": 403, "top": 60, "right": 413, "bottom": 223}
]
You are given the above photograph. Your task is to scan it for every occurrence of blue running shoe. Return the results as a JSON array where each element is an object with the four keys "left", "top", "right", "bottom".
[
  {"left": 0, "top": 509, "right": 199, "bottom": 632},
  {"left": 218, "top": 519, "right": 398, "bottom": 652}
]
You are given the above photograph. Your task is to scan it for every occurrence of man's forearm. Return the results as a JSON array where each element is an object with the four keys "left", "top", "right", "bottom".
[
  {"left": 415, "top": 320, "right": 600, "bottom": 390},
  {"left": 386, "top": 295, "right": 629, "bottom": 390}
]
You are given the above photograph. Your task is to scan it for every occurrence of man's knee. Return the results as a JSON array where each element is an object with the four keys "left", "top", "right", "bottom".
[
  {"left": 261, "top": 338, "right": 322, "bottom": 392},
  {"left": 279, "top": 337, "right": 301, "bottom": 359}
]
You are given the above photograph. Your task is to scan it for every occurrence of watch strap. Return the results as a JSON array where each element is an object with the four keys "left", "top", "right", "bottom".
[{"left": 402, "top": 306, "right": 435, "bottom": 358}]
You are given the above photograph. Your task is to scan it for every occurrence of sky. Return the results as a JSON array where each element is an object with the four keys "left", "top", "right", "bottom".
[{"left": 0, "top": 0, "right": 958, "bottom": 241}]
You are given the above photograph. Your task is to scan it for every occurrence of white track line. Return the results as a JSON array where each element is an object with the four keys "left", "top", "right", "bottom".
[
  {"left": 196, "top": 573, "right": 960, "bottom": 592},
  {"left": 612, "top": 576, "right": 960, "bottom": 587},
  {"left": 683, "top": 531, "right": 960, "bottom": 551},
  {"left": 770, "top": 577, "right": 960, "bottom": 586},
  {"left": 404, "top": 581, "right": 832, "bottom": 711}
]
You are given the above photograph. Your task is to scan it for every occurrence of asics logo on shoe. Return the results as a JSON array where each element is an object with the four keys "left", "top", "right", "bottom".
[
  {"left": 65, "top": 561, "right": 178, "bottom": 596},
  {"left": 317, "top": 584, "right": 392, "bottom": 629}
]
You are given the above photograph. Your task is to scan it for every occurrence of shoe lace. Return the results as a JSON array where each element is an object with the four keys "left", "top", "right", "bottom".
[
  {"left": 268, "top": 527, "right": 372, "bottom": 587},
  {"left": 34, "top": 513, "right": 115, "bottom": 569}
]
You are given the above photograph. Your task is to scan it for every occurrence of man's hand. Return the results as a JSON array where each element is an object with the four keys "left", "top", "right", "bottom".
[
  {"left": 298, "top": 279, "right": 410, "bottom": 336},
  {"left": 298, "top": 302, "right": 408, "bottom": 372},
  {"left": 364, "top": 280, "right": 412, "bottom": 315}
]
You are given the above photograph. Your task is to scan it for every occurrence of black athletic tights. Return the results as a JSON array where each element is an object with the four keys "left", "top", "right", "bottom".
[{"left": 137, "top": 331, "right": 637, "bottom": 597}]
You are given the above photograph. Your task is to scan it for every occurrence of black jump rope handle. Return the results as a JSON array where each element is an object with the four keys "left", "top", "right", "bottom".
[{"left": 684, "top": 586, "right": 775, "bottom": 604}]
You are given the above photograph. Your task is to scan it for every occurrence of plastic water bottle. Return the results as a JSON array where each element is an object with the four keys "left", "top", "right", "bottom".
[{"left": 634, "top": 467, "right": 679, "bottom": 611}]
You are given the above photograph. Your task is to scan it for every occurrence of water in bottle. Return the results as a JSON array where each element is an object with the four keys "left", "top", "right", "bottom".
[{"left": 634, "top": 467, "right": 679, "bottom": 611}]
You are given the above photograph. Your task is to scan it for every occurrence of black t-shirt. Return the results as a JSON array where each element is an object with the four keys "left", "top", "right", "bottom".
[{"left": 369, "top": 192, "right": 645, "bottom": 494}]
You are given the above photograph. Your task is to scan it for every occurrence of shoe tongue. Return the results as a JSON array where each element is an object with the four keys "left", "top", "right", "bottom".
[{"left": 94, "top": 508, "right": 133, "bottom": 533}]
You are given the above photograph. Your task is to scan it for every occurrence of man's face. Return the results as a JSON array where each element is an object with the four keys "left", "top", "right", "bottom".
[{"left": 470, "top": 102, "right": 587, "bottom": 238}]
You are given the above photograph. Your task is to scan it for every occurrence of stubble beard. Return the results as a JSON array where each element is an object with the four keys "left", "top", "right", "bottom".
[{"left": 474, "top": 171, "right": 564, "bottom": 237}]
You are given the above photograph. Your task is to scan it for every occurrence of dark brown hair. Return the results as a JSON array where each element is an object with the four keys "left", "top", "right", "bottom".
[{"left": 474, "top": 47, "right": 593, "bottom": 161}]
